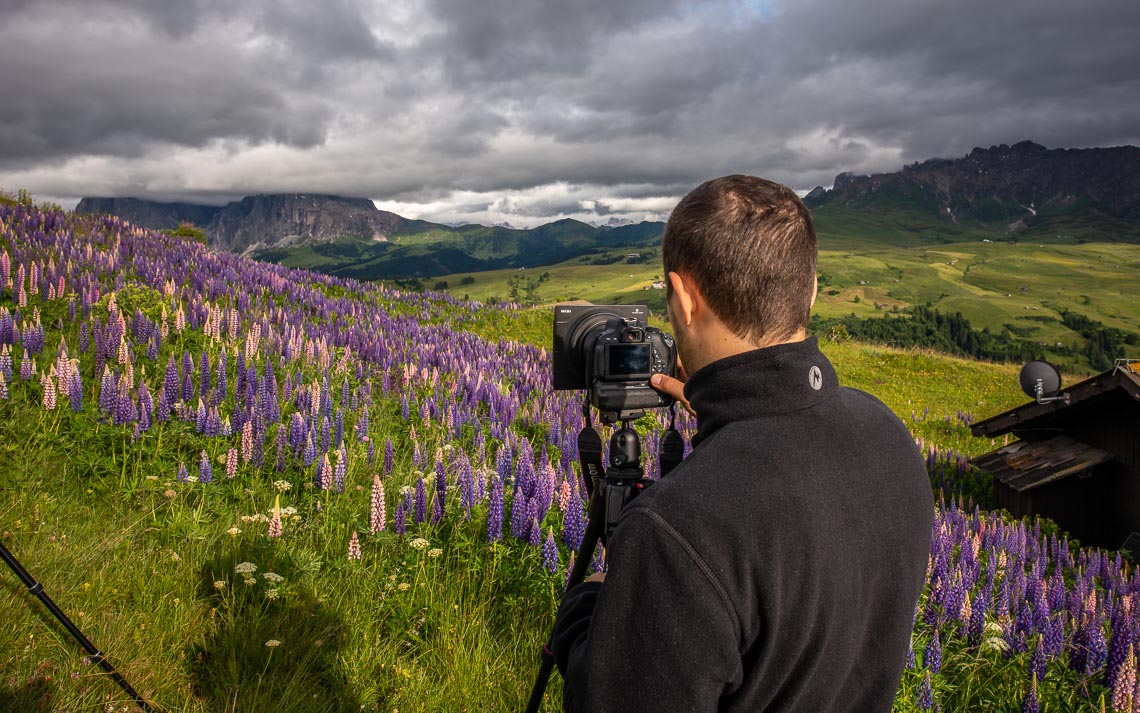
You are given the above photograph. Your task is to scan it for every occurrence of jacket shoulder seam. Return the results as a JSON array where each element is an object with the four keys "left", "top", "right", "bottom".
[{"left": 624, "top": 506, "right": 743, "bottom": 643}]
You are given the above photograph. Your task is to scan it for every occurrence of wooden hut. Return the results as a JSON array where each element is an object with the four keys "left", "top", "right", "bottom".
[{"left": 970, "top": 363, "right": 1140, "bottom": 554}]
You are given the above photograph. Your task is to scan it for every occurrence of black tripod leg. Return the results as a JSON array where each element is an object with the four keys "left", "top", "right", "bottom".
[
  {"left": 0, "top": 541, "right": 156, "bottom": 712},
  {"left": 524, "top": 482, "right": 608, "bottom": 713}
]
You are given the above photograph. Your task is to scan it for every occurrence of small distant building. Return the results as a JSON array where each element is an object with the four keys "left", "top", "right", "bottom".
[
  {"left": 971, "top": 363, "right": 1140, "bottom": 555},
  {"left": 651, "top": 281, "right": 666, "bottom": 290}
]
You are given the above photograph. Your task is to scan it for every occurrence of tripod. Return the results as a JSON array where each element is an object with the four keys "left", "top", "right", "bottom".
[
  {"left": 524, "top": 406, "right": 683, "bottom": 712},
  {"left": 0, "top": 539, "right": 155, "bottom": 712}
]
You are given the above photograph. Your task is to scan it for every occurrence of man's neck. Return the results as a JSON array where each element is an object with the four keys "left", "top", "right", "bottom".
[{"left": 687, "top": 324, "right": 808, "bottom": 375}]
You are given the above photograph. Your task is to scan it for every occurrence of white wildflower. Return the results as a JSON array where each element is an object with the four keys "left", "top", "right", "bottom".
[
  {"left": 265, "top": 588, "right": 279, "bottom": 601},
  {"left": 265, "top": 639, "right": 281, "bottom": 648},
  {"left": 234, "top": 561, "right": 257, "bottom": 575},
  {"left": 428, "top": 548, "right": 443, "bottom": 558},
  {"left": 262, "top": 572, "right": 285, "bottom": 584},
  {"left": 226, "top": 527, "right": 242, "bottom": 537},
  {"left": 409, "top": 537, "right": 430, "bottom": 550},
  {"left": 213, "top": 580, "right": 226, "bottom": 591},
  {"left": 273, "top": 480, "right": 292, "bottom": 492}
]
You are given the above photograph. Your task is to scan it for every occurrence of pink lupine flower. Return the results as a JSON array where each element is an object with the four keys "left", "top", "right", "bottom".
[
  {"left": 348, "top": 531, "right": 362, "bottom": 561},
  {"left": 370, "top": 473, "right": 386, "bottom": 534}
]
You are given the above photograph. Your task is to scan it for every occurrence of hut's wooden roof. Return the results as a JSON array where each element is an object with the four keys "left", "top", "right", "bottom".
[
  {"left": 971, "top": 363, "right": 1140, "bottom": 438},
  {"left": 971, "top": 435, "right": 1115, "bottom": 493}
]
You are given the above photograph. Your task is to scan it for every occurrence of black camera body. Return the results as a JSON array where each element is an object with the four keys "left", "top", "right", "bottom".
[{"left": 552, "top": 304, "right": 677, "bottom": 422}]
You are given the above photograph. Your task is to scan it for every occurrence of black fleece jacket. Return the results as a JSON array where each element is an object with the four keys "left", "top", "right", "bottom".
[{"left": 552, "top": 337, "right": 933, "bottom": 713}]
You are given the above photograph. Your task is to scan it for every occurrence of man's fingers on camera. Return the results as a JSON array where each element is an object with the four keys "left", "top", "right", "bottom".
[{"left": 651, "top": 373, "right": 694, "bottom": 415}]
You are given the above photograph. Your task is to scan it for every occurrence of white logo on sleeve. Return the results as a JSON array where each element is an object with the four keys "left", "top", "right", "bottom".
[{"left": 808, "top": 365, "right": 823, "bottom": 390}]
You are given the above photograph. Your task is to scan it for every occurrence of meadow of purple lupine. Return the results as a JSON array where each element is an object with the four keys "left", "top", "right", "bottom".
[{"left": 0, "top": 196, "right": 1137, "bottom": 712}]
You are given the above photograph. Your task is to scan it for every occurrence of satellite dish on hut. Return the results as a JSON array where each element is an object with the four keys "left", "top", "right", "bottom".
[{"left": 1018, "top": 360, "right": 1070, "bottom": 405}]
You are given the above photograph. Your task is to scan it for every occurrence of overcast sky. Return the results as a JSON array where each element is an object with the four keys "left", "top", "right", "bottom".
[{"left": 1, "top": 0, "right": 1138, "bottom": 227}]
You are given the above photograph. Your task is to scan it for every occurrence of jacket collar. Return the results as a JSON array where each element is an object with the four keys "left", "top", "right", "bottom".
[{"left": 683, "top": 336, "right": 839, "bottom": 447}]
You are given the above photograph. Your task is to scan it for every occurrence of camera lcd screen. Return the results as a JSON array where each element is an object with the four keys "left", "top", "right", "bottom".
[{"left": 607, "top": 343, "right": 651, "bottom": 378}]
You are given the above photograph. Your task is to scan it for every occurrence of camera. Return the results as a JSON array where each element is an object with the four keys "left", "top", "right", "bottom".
[{"left": 552, "top": 304, "right": 677, "bottom": 423}]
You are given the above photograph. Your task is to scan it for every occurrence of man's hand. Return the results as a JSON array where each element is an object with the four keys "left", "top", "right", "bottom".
[{"left": 651, "top": 372, "right": 694, "bottom": 416}]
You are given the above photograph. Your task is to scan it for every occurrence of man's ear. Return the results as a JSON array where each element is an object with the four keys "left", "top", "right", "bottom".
[
  {"left": 667, "top": 271, "right": 698, "bottom": 327},
  {"left": 810, "top": 273, "right": 818, "bottom": 309}
]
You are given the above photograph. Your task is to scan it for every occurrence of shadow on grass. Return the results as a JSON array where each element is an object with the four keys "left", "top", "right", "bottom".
[
  {"left": 0, "top": 675, "right": 54, "bottom": 713},
  {"left": 187, "top": 542, "right": 360, "bottom": 713}
]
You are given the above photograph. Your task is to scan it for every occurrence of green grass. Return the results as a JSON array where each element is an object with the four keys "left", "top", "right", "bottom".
[{"left": 440, "top": 239, "right": 1140, "bottom": 374}]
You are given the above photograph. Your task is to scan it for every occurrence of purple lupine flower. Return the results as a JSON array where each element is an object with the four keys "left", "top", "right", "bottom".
[
  {"left": 195, "top": 398, "right": 207, "bottom": 433},
  {"left": 156, "top": 386, "right": 170, "bottom": 422},
  {"left": 370, "top": 473, "right": 386, "bottom": 534},
  {"left": 1022, "top": 672, "right": 1038, "bottom": 713},
  {"left": 1086, "top": 617, "right": 1109, "bottom": 675},
  {"left": 334, "top": 448, "right": 346, "bottom": 492},
  {"left": 510, "top": 486, "right": 529, "bottom": 540},
  {"left": 303, "top": 434, "right": 317, "bottom": 467},
  {"left": 590, "top": 539, "right": 605, "bottom": 573},
  {"left": 288, "top": 412, "right": 305, "bottom": 456},
  {"left": 20, "top": 348, "right": 32, "bottom": 380},
  {"left": 137, "top": 383, "right": 151, "bottom": 431},
  {"left": 366, "top": 437, "right": 375, "bottom": 466},
  {"left": 542, "top": 529, "right": 559, "bottom": 573},
  {"left": 113, "top": 379, "right": 132, "bottom": 425},
  {"left": 414, "top": 475, "right": 427, "bottom": 524},
  {"left": 1044, "top": 613, "right": 1064, "bottom": 660},
  {"left": 458, "top": 456, "right": 474, "bottom": 518},
  {"left": 564, "top": 553, "right": 575, "bottom": 590},
  {"left": 925, "top": 630, "right": 942, "bottom": 674},
  {"left": 199, "top": 350, "right": 210, "bottom": 395},
  {"left": 1106, "top": 605, "right": 1132, "bottom": 689},
  {"left": 68, "top": 369, "right": 82, "bottom": 412},
  {"left": 216, "top": 347, "right": 227, "bottom": 399},
  {"left": 1030, "top": 636, "right": 1047, "bottom": 684},
  {"left": 487, "top": 475, "right": 503, "bottom": 543},
  {"left": 383, "top": 437, "right": 394, "bottom": 476},
  {"left": 164, "top": 355, "right": 179, "bottom": 403},
  {"left": 199, "top": 450, "right": 212, "bottom": 483},
  {"left": 177, "top": 462, "right": 188, "bottom": 483},
  {"left": 355, "top": 408, "right": 369, "bottom": 442},
  {"left": 905, "top": 639, "right": 915, "bottom": 670},
  {"left": 394, "top": 497, "right": 408, "bottom": 536},
  {"left": 916, "top": 671, "right": 934, "bottom": 711},
  {"left": 431, "top": 494, "right": 443, "bottom": 524},
  {"left": 434, "top": 454, "right": 447, "bottom": 512},
  {"left": 562, "top": 494, "right": 585, "bottom": 551}
]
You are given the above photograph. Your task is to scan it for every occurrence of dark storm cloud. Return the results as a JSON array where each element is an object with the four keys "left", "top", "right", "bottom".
[
  {"left": 0, "top": 0, "right": 386, "bottom": 167},
  {"left": 1, "top": 0, "right": 1138, "bottom": 222}
]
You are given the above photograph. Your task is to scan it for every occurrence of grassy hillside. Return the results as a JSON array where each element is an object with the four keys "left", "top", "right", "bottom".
[
  {"left": 255, "top": 220, "right": 664, "bottom": 280},
  {"left": 438, "top": 238, "right": 1140, "bottom": 374},
  {"left": 1, "top": 200, "right": 1134, "bottom": 713}
]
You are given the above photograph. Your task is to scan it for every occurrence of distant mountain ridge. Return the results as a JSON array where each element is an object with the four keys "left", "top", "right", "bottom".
[
  {"left": 804, "top": 141, "right": 1140, "bottom": 236},
  {"left": 75, "top": 192, "right": 667, "bottom": 279},
  {"left": 74, "top": 140, "right": 1140, "bottom": 280},
  {"left": 75, "top": 193, "right": 424, "bottom": 254}
]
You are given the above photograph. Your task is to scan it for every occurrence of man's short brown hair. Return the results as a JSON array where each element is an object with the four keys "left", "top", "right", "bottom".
[{"left": 663, "top": 175, "right": 818, "bottom": 344}]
